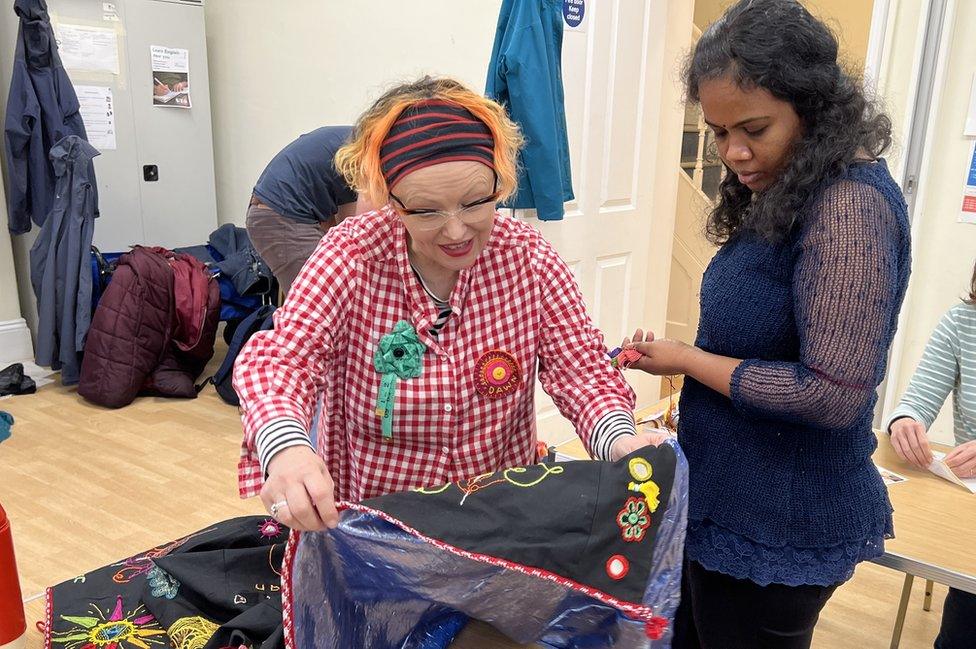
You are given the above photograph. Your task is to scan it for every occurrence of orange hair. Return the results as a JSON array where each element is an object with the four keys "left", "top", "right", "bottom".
[{"left": 335, "top": 76, "right": 524, "bottom": 208}]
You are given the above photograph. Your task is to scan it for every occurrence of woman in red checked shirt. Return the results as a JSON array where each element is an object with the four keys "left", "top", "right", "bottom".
[{"left": 233, "top": 76, "right": 663, "bottom": 532}]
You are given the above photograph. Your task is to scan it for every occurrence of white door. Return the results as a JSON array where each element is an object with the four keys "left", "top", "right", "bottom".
[{"left": 520, "top": 0, "right": 690, "bottom": 446}]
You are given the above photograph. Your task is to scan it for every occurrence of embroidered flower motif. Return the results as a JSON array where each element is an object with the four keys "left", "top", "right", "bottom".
[
  {"left": 475, "top": 350, "right": 522, "bottom": 398},
  {"left": 616, "top": 496, "right": 651, "bottom": 542},
  {"left": 373, "top": 321, "right": 426, "bottom": 379},
  {"left": 257, "top": 518, "right": 282, "bottom": 539},
  {"left": 147, "top": 565, "right": 180, "bottom": 600}
]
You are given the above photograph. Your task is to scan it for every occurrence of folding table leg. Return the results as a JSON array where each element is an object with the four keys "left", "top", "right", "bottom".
[{"left": 890, "top": 573, "right": 914, "bottom": 649}]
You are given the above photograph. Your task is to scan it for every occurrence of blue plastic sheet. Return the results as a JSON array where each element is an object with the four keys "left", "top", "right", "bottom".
[{"left": 289, "top": 440, "right": 689, "bottom": 649}]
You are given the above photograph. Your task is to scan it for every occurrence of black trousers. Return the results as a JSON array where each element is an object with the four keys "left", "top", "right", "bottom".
[
  {"left": 672, "top": 560, "right": 838, "bottom": 649},
  {"left": 934, "top": 588, "right": 976, "bottom": 649}
]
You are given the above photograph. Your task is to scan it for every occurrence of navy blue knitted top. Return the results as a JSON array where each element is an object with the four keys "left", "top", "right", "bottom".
[{"left": 679, "top": 159, "right": 911, "bottom": 586}]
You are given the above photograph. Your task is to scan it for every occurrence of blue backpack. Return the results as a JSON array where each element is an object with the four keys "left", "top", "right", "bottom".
[{"left": 210, "top": 304, "right": 276, "bottom": 406}]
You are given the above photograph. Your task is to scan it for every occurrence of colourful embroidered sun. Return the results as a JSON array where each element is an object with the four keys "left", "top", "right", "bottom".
[
  {"left": 52, "top": 596, "right": 167, "bottom": 649},
  {"left": 258, "top": 518, "right": 282, "bottom": 539}
]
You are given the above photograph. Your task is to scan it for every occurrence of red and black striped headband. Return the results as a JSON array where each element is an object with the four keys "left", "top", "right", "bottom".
[{"left": 380, "top": 100, "right": 495, "bottom": 189}]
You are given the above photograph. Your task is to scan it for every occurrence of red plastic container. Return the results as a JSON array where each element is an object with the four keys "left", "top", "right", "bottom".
[{"left": 0, "top": 502, "right": 26, "bottom": 649}]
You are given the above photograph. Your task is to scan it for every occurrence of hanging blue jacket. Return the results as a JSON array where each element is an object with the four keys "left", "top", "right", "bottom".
[
  {"left": 30, "top": 135, "right": 98, "bottom": 385},
  {"left": 4, "top": 0, "right": 89, "bottom": 235},
  {"left": 486, "top": 0, "right": 573, "bottom": 221}
]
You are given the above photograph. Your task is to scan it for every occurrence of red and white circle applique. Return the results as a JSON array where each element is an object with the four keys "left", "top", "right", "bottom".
[
  {"left": 606, "top": 554, "right": 630, "bottom": 580},
  {"left": 475, "top": 350, "right": 522, "bottom": 398}
]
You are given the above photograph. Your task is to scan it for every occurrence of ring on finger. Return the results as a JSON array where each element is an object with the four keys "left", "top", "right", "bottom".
[{"left": 270, "top": 499, "right": 288, "bottom": 518}]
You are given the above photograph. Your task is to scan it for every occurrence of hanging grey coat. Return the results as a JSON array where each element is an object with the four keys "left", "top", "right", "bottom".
[
  {"left": 3, "top": 0, "right": 91, "bottom": 234},
  {"left": 30, "top": 135, "right": 98, "bottom": 385}
]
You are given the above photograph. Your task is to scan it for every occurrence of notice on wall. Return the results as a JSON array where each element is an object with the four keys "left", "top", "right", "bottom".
[
  {"left": 75, "top": 85, "right": 116, "bottom": 151},
  {"left": 55, "top": 23, "right": 119, "bottom": 74},
  {"left": 151, "top": 45, "right": 191, "bottom": 108},
  {"left": 563, "top": 0, "right": 586, "bottom": 32},
  {"left": 961, "top": 139, "right": 976, "bottom": 224},
  {"left": 102, "top": 2, "right": 120, "bottom": 22}
]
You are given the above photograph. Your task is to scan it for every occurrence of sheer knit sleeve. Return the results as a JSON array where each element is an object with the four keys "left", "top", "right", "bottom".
[{"left": 730, "top": 179, "right": 904, "bottom": 430}]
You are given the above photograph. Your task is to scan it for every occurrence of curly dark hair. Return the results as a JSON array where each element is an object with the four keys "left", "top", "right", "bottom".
[{"left": 686, "top": 0, "right": 893, "bottom": 243}]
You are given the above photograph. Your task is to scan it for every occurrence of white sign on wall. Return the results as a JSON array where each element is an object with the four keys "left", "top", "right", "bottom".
[
  {"left": 563, "top": 0, "right": 587, "bottom": 33},
  {"left": 961, "top": 140, "right": 976, "bottom": 224},
  {"left": 75, "top": 85, "right": 116, "bottom": 151},
  {"left": 56, "top": 23, "right": 119, "bottom": 74}
]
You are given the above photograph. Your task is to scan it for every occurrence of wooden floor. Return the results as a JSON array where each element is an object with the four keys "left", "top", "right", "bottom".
[{"left": 0, "top": 347, "right": 946, "bottom": 648}]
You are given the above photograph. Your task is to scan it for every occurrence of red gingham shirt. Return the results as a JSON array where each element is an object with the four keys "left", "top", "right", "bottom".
[{"left": 234, "top": 206, "right": 636, "bottom": 501}]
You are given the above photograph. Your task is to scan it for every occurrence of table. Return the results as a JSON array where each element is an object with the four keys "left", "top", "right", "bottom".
[{"left": 869, "top": 436, "right": 976, "bottom": 648}]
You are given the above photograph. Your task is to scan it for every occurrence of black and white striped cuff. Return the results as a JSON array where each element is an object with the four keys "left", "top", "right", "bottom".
[
  {"left": 256, "top": 418, "right": 314, "bottom": 472},
  {"left": 590, "top": 410, "right": 637, "bottom": 461}
]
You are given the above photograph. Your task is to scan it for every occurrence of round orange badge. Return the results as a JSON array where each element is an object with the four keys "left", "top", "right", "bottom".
[{"left": 475, "top": 350, "right": 522, "bottom": 398}]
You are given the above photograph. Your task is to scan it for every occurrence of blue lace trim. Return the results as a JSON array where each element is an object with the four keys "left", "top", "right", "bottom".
[{"left": 685, "top": 519, "right": 887, "bottom": 587}]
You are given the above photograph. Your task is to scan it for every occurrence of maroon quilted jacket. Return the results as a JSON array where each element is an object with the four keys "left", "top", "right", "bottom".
[{"left": 78, "top": 246, "right": 219, "bottom": 408}]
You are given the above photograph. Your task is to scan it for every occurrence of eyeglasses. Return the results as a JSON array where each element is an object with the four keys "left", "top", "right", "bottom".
[{"left": 389, "top": 176, "right": 499, "bottom": 231}]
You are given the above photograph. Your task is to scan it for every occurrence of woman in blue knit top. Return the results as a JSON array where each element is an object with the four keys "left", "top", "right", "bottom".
[{"left": 626, "top": 1, "right": 911, "bottom": 647}]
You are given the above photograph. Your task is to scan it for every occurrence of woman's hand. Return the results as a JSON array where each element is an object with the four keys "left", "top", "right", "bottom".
[
  {"left": 945, "top": 440, "right": 976, "bottom": 479},
  {"left": 626, "top": 338, "right": 695, "bottom": 376},
  {"left": 623, "top": 328, "right": 738, "bottom": 398},
  {"left": 622, "top": 328, "right": 654, "bottom": 347},
  {"left": 610, "top": 430, "right": 672, "bottom": 461},
  {"left": 261, "top": 446, "right": 339, "bottom": 531},
  {"left": 889, "top": 418, "right": 933, "bottom": 469}
]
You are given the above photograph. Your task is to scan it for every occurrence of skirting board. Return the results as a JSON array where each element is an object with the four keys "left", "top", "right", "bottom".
[{"left": 0, "top": 318, "right": 33, "bottom": 366}]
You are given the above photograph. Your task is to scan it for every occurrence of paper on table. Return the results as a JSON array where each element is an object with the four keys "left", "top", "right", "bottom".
[
  {"left": 929, "top": 451, "right": 976, "bottom": 494},
  {"left": 876, "top": 464, "right": 909, "bottom": 487}
]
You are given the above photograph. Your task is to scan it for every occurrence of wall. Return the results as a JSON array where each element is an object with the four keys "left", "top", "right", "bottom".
[
  {"left": 692, "top": 0, "right": 875, "bottom": 72},
  {"left": 879, "top": 0, "right": 976, "bottom": 445},
  {"left": 0, "top": 215, "right": 18, "bottom": 322},
  {"left": 0, "top": 7, "right": 39, "bottom": 344},
  {"left": 0, "top": 180, "right": 32, "bottom": 364},
  {"left": 0, "top": 20, "right": 31, "bottom": 361},
  {"left": 203, "top": 0, "right": 505, "bottom": 225},
  {"left": 206, "top": 0, "right": 691, "bottom": 411}
]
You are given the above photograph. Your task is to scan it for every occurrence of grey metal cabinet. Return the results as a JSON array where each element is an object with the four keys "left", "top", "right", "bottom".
[{"left": 20, "top": 0, "right": 218, "bottom": 250}]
